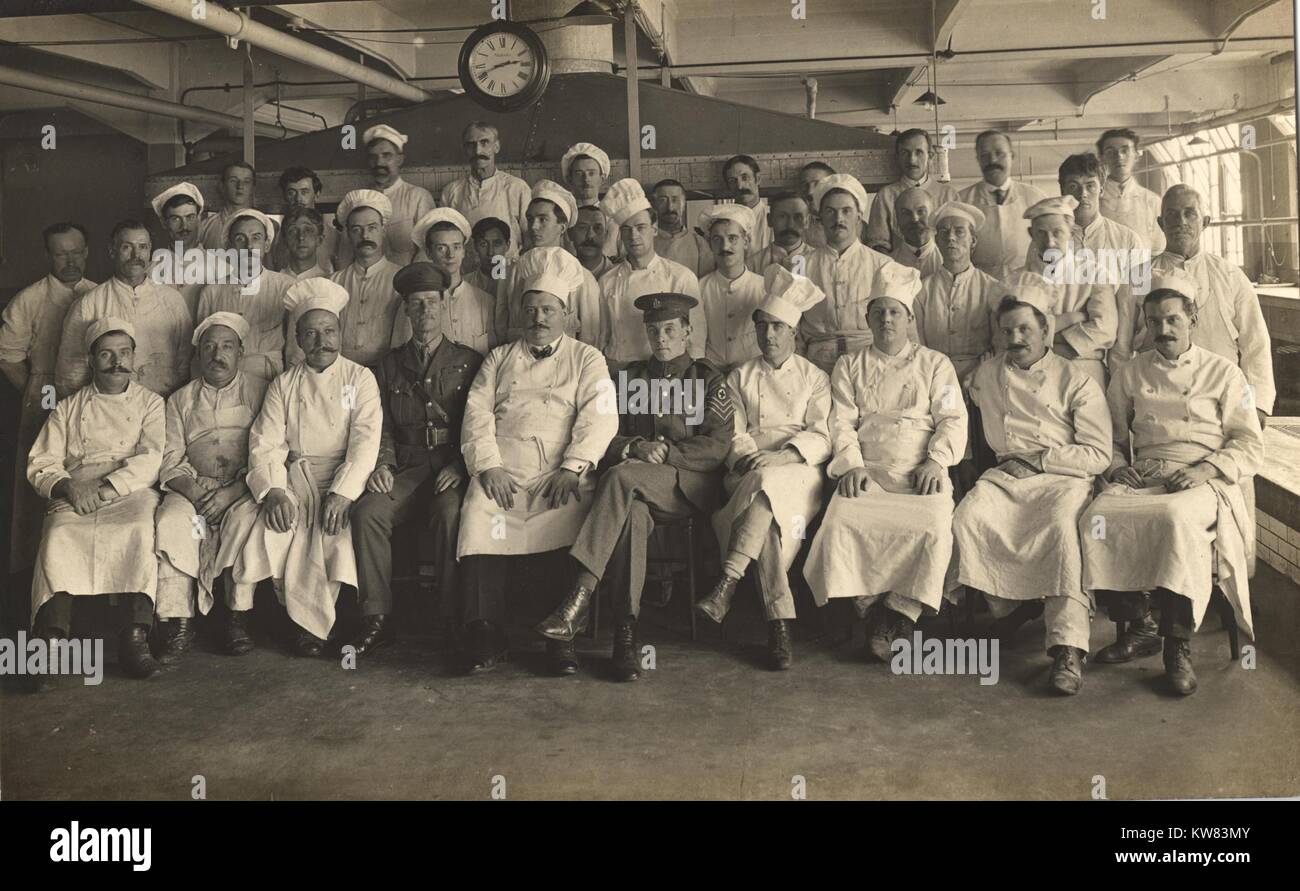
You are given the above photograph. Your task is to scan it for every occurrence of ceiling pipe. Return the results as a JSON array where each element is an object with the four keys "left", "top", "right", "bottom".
[
  {"left": 129, "top": 0, "right": 433, "bottom": 103},
  {"left": 0, "top": 63, "right": 300, "bottom": 138}
]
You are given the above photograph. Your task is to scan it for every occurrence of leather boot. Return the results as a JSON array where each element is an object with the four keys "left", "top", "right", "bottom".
[
  {"left": 293, "top": 628, "right": 326, "bottom": 658},
  {"left": 612, "top": 621, "right": 640, "bottom": 682},
  {"left": 119, "top": 625, "right": 163, "bottom": 679},
  {"left": 866, "top": 607, "right": 897, "bottom": 662},
  {"left": 155, "top": 617, "right": 195, "bottom": 667},
  {"left": 1049, "top": 645, "right": 1085, "bottom": 695},
  {"left": 347, "top": 614, "right": 394, "bottom": 658},
  {"left": 767, "top": 619, "right": 793, "bottom": 671},
  {"left": 1095, "top": 609, "right": 1162, "bottom": 663},
  {"left": 696, "top": 576, "right": 739, "bottom": 624},
  {"left": 991, "top": 600, "right": 1045, "bottom": 641},
  {"left": 29, "top": 626, "right": 70, "bottom": 693},
  {"left": 1163, "top": 637, "right": 1197, "bottom": 696},
  {"left": 225, "top": 609, "right": 254, "bottom": 656},
  {"left": 465, "top": 620, "right": 508, "bottom": 674},
  {"left": 535, "top": 584, "right": 594, "bottom": 641},
  {"left": 546, "top": 638, "right": 579, "bottom": 676}
]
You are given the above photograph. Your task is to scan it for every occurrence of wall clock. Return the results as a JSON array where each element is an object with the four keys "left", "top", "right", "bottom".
[{"left": 458, "top": 20, "right": 551, "bottom": 113}]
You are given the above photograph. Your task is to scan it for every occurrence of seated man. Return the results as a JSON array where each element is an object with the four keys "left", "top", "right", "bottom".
[
  {"left": 696, "top": 267, "right": 832, "bottom": 669},
  {"left": 349, "top": 263, "right": 484, "bottom": 657},
  {"left": 154, "top": 312, "right": 268, "bottom": 661},
  {"left": 803, "top": 265, "right": 967, "bottom": 660},
  {"left": 458, "top": 249, "right": 618, "bottom": 674},
  {"left": 537, "top": 293, "right": 733, "bottom": 681},
  {"left": 218, "top": 278, "right": 382, "bottom": 655},
  {"left": 28, "top": 318, "right": 166, "bottom": 680},
  {"left": 953, "top": 286, "right": 1111, "bottom": 695},
  {"left": 1081, "top": 279, "right": 1262, "bottom": 695}
]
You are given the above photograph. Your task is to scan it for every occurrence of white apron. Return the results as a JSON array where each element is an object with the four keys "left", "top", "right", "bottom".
[{"left": 712, "top": 464, "right": 824, "bottom": 573}]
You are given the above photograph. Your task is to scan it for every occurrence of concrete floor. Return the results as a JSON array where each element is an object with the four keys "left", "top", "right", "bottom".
[{"left": 3, "top": 565, "right": 1298, "bottom": 801}]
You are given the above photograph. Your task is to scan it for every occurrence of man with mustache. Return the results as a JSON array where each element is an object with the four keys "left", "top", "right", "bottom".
[
  {"left": 537, "top": 292, "right": 733, "bottom": 681},
  {"left": 441, "top": 122, "right": 531, "bottom": 264},
  {"left": 798, "top": 161, "right": 834, "bottom": 248},
  {"left": 267, "top": 167, "right": 338, "bottom": 276},
  {"left": 350, "top": 125, "right": 435, "bottom": 267},
  {"left": 153, "top": 312, "right": 268, "bottom": 661},
  {"left": 219, "top": 278, "right": 382, "bottom": 656},
  {"left": 866, "top": 129, "right": 958, "bottom": 254},
  {"left": 55, "top": 219, "right": 193, "bottom": 400},
  {"left": 279, "top": 206, "right": 331, "bottom": 281},
  {"left": 599, "top": 179, "right": 707, "bottom": 367},
  {"left": 652, "top": 179, "right": 715, "bottom": 278},
  {"left": 409, "top": 208, "right": 497, "bottom": 355},
  {"left": 349, "top": 262, "right": 483, "bottom": 658},
  {"left": 458, "top": 247, "right": 618, "bottom": 675},
  {"left": 698, "top": 204, "right": 765, "bottom": 371},
  {"left": 722, "top": 155, "right": 773, "bottom": 255},
  {"left": 801, "top": 174, "right": 914, "bottom": 374},
  {"left": 195, "top": 208, "right": 296, "bottom": 382},
  {"left": 957, "top": 130, "right": 1049, "bottom": 278},
  {"left": 28, "top": 317, "right": 167, "bottom": 681},
  {"left": 561, "top": 142, "right": 621, "bottom": 261},
  {"left": 1081, "top": 275, "right": 1262, "bottom": 696},
  {"left": 571, "top": 205, "right": 617, "bottom": 280},
  {"left": 804, "top": 264, "right": 967, "bottom": 663},
  {"left": 888, "top": 187, "right": 944, "bottom": 278},
  {"left": 1097, "top": 128, "right": 1166, "bottom": 256},
  {"left": 698, "top": 267, "right": 832, "bottom": 670},
  {"left": 746, "top": 191, "right": 818, "bottom": 276},
  {"left": 149, "top": 182, "right": 207, "bottom": 318},
  {"left": 1, "top": 222, "right": 96, "bottom": 576},
  {"left": 197, "top": 161, "right": 257, "bottom": 251},
  {"left": 953, "top": 283, "right": 1111, "bottom": 695}
]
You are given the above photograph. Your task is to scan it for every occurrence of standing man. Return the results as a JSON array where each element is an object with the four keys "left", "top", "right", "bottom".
[
  {"left": 154, "top": 312, "right": 268, "bottom": 661},
  {"left": 537, "top": 293, "right": 733, "bottom": 681},
  {"left": 464, "top": 216, "right": 512, "bottom": 297},
  {"left": 150, "top": 182, "right": 206, "bottom": 317},
  {"left": 561, "top": 141, "right": 621, "bottom": 260},
  {"left": 441, "top": 122, "right": 531, "bottom": 262},
  {"left": 697, "top": 267, "right": 832, "bottom": 670},
  {"left": 355, "top": 124, "right": 435, "bottom": 267},
  {"left": 723, "top": 154, "right": 773, "bottom": 255},
  {"left": 410, "top": 208, "right": 497, "bottom": 355},
  {"left": 803, "top": 267, "right": 966, "bottom": 661},
  {"left": 321, "top": 189, "right": 403, "bottom": 368},
  {"left": 268, "top": 166, "right": 337, "bottom": 274},
  {"left": 457, "top": 254, "right": 618, "bottom": 674},
  {"left": 349, "top": 263, "right": 484, "bottom": 658},
  {"left": 953, "top": 287, "right": 1111, "bottom": 695},
  {"left": 746, "top": 191, "right": 817, "bottom": 275},
  {"left": 697, "top": 204, "right": 765, "bottom": 371},
  {"left": 1, "top": 222, "right": 96, "bottom": 574},
  {"left": 866, "top": 129, "right": 958, "bottom": 253},
  {"left": 1097, "top": 128, "right": 1166, "bottom": 256},
  {"left": 652, "top": 178, "right": 714, "bottom": 278},
  {"left": 55, "top": 219, "right": 193, "bottom": 399},
  {"left": 28, "top": 318, "right": 166, "bottom": 679},
  {"left": 599, "top": 179, "right": 707, "bottom": 365},
  {"left": 958, "top": 130, "right": 1049, "bottom": 278},
  {"left": 888, "top": 187, "right": 944, "bottom": 278},
  {"left": 571, "top": 204, "right": 617, "bottom": 281},
  {"left": 278, "top": 207, "right": 331, "bottom": 281},
  {"left": 798, "top": 161, "right": 835, "bottom": 248},
  {"left": 197, "top": 161, "right": 257, "bottom": 250}
]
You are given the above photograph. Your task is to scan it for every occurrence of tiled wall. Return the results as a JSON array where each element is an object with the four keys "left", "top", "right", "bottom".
[{"left": 1258, "top": 511, "right": 1300, "bottom": 587}]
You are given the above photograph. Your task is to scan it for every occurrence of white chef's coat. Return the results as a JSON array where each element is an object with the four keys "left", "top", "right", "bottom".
[
  {"left": 325, "top": 258, "right": 403, "bottom": 368},
  {"left": 801, "top": 242, "right": 911, "bottom": 368},
  {"left": 746, "top": 240, "right": 817, "bottom": 276},
  {"left": 381, "top": 178, "right": 436, "bottom": 266},
  {"left": 726, "top": 353, "right": 831, "bottom": 467},
  {"left": 889, "top": 239, "right": 944, "bottom": 278},
  {"left": 700, "top": 268, "right": 765, "bottom": 371},
  {"left": 598, "top": 255, "right": 706, "bottom": 363},
  {"left": 440, "top": 170, "right": 531, "bottom": 258},
  {"left": 957, "top": 177, "right": 1050, "bottom": 279},
  {"left": 655, "top": 227, "right": 716, "bottom": 279},
  {"left": 1100, "top": 177, "right": 1166, "bottom": 256},
  {"left": 0, "top": 274, "right": 95, "bottom": 378},
  {"left": 160, "top": 371, "right": 268, "bottom": 490},
  {"left": 1003, "top": 259, "right": 1118, "bottom": 365},
  {"left": 914, "top": 264, "right": 1004, "bottom": 383},
  {"left": 196, "top": 269, "right": 296, "bottom": 382},
  {"left": 432, "top": 279, "right": 498, "bottom": 356},
  {"left": 867, "top": 176, "right": 959, "bottom": 252},
  {"left": 497, "top": 252, "right": 603, "bottom": 347}
]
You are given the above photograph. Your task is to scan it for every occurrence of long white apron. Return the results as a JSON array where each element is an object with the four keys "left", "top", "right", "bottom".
[{"left": 712, "top": 464, "right": 824, "bottom": 572}]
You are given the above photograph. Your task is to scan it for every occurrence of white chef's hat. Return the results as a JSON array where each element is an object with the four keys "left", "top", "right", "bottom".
[
  {"left": 697, "top": 204, "right": 755, "bottom": 237},
  {"left": 362, "top": 124, "right": 408, "bottom": 151},
  {"left": 337, "top": 189, "right": 393, "bottom": 227},
  {"left": 934, "top": 200, "right": 986, "bottom": 230},
  {"left": 811, "top": 173, "right": 869, "bottom": 214},
  {"left": 284, "top": 277, "right": 350, "bottom": 329},
  {"left": 998, "top": 270, "right": 1060, "bottom": 340},
  {"left": 192, "top": 311, "right": 251, "bottom": 347},
  {"left": 1023, "top": 194, "right": 1079, "bottom": 222},
  {"left": 517, "top": 246, "right": 585, "bottom": 308},
  {"left": 756, "top": 264, "right": 826, "bottom": 328},
  {"left": 599, "top": 178, "right": 652, "bottom": 227},
  {"left": 411, "top": 207, "right": 472, "bottom": 249},
  {"left": 151, "top": 182, "right": 205, "bottom": 221},
  {"left": 84, "top": 316, "right": 136, "bottom": 352},
  {"left": 1148, "top": 267, "right": 1198, "bottom": 303},
  {"left": 530, "top": 179, "right": 578, "bottom": 225},
  {"left": 867, "top": 263, "right": 923, "bottom": 313},
  {"left": 221, "top": 208, "right": 278, "bottom": 245},
  {"left": 561, "top": 142, "right": 610, "bottom": 181}
]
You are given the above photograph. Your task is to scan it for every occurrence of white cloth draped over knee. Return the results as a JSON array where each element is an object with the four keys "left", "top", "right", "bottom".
[
  {"left": 804, "top": 343, "right": 967, "bottom": 611},
  {"left": 26, "top": 381, "right": 165, "bottom": 620}
]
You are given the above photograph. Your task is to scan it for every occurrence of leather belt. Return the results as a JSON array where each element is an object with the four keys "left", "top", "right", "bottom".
[
  {"left": 394, "top": 425, "right": 452, "bottom": 448},
  {"left": 836, "top": 336, "right": 848, "bottom": 355}
]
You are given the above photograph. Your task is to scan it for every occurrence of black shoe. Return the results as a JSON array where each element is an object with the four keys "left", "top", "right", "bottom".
[
  {"left": 119, "top": 625, "right": 164, "bottom": 679},
  {"left": 535, "top": 584, "right": 594, "bottom": 641},
  {"left": 464, "top": 620, "right": 508, "bottom": 674},
  {"left": 696, "top": 576, "right": 739, "bottom": 624},
  {"left": 612, "top": 621, "right": 640, "bottom": 682},
  {"left": 29, "top": 626, "right": 71, "bottom": 693},
  {"left": 767, "top": 619, "right": 792, "bottom": 671},
  {"left": 1095, "top": 609, "right": 1162, "bottom": 663},
  {"left": 990, "top": 600, "right": 1045, "bottom": 641},
  {"left": 348, "top": 614, "right": 394, "bottom": 658},
  {"left": 1163, "top": 637, "right": 1197, "bottom": 696},
  {"left": 1049, "top": 646, "right": 1085, "bottom": 695},
  {"left": 293, "top": 629, "right": 325, "bottom": 658},
  {"left": 225, "top": 609, "right": 255, "bottom": 656},
  {"left": 154, "top": 617, "right": 195, "bottom": 667},
  {"left": 546, "top": 638, "right": 579, "bottom": 676}
]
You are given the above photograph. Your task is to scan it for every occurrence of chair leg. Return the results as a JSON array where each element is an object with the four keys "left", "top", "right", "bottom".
[
  {"left": 1215, "top": 592, "right": 1240, "bottom": 660},
  {"left": 685, "top": 521, "right": 697, "bottom": 642}
]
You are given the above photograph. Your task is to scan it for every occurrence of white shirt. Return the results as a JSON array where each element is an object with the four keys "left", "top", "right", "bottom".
[
  {"left": 437, "top": 279, "right": 498, "bottom": 356},
  {"left": 957, "top": 177, "right": 1050, "bottom": 278},
  {"left": 598, "top": 254, "right": 706, "bottom": 363},
  {"left": 196, "top": 269, "right": 296, "bottom": 381},
  {"left": 1101, "top": 177, "right": 1166, "bottom": 256},
  {"left": 655, "top": 227, "right": 716, "bottom": 278},
  {"left": 889, "top": 239, "right": 944, "bottom": 279},
  {"left": 0, "top": 274, "right": 96, "bottom": 377},
  {"left": 700, "top": 267, "right": 765, "bottom": 371},
  {"left": 326, "top": 258, "right": 403, "bottom": 368},
  {"left": 914, "top": 264, "right": 1004, "bottom": 383},
  {"left": 726, "top": 352, "right": 831, "bottom": 468},
  {"left": 160, "top": 371, "right": 268, "bottom": 489},
  {"left": 380, "top": 177, "right": 436, "bottom": 266},
  {"left": 802, "top": 241, "right": 910, "bottom": 359},
  {"left": 440, "top": 170, "right": 532, "bottom": 258}
]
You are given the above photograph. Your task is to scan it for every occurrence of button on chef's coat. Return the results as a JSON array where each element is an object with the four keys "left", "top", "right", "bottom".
[
  {"left": 726, "top": 352, "right": 831, "bottom": 467},
  {"left": 598, "top": 254, "right": 706, "bottom": 363},
  {"left": 914, "top": 264, "right": 1004, "bottom": 384},
  {"left": 321, "top": 257, "right": 403, "bottom": 368},
  {"left": 700, "top": 267, "right": 765, "bottom": 371}
]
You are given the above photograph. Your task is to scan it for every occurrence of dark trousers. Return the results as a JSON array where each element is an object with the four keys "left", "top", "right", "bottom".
[
  {"left": 34, "top": 592, "right": 153, "bottom": 633},
  {"left": 460, "top": 548, "right": 571, "bottom": 628},
  {"left": 1101, "top": 588, "right": 1195, "bottom": 640},
  {"left": 352, "top": 463, "right": 464, "bottom": 618}
]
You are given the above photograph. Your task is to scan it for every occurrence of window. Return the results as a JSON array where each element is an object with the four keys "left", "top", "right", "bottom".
[{"left": 1145, "top": 125, "right": 1245, "bottom": 266}]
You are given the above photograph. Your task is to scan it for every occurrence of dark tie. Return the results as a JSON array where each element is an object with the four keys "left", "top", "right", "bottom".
[
  {"left": 531, "top": 345, "right": 554, "bottom": 360},
  {"left": 993, "top": 188, "right": 1007, "bottom": 205}
]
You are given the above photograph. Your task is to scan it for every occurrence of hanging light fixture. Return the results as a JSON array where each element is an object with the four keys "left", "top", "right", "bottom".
[
  {"left": 914, "top": 89, "right": 945, "bottom": 108},
  {"left": 1188, "top": 133, "right": 1210, "bottom": 146}
]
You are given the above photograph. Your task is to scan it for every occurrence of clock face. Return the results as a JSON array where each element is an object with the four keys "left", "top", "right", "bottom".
[{"left": 467, "top": 32, "right": 537, "bottom": 99}]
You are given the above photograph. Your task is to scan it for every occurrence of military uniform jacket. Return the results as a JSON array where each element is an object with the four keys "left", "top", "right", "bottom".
[
  {"left": 375, "top": 337, "right": 483, "bottom": 473},
  {"left": 605, "top": 352, "right": 734, "bottom": 512}
]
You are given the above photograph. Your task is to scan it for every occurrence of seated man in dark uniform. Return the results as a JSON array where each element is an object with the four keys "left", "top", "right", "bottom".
[
  {"left": 536, "top": 292, "right": 734, "bottom": 680},
  {"left": 349, "top": 262, "right": 484, "bottom": 655}
]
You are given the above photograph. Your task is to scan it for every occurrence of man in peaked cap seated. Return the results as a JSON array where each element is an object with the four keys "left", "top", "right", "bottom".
[
  {"left": 410, "top": 208, "right": 497, "bottom": 355},
  {"left": 360, "top": 123, "right": 435, "bottom": 266},
  {"left": 697, "top": 203, "right": 766, "bottom": 372},
  {"left": 536, "top": 292, "right": 734, "bottom": 681}
]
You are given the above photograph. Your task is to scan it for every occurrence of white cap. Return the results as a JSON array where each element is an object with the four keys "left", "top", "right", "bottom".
[
  {"left": 811, "top": 173, "right": 869, "bottom": 214},
  {"left": 867, "top": 263, "right": 923, "bottom": 312},
  {"left": 284, "top": 277, "right": 350, "bottom": 329},
  {"left": 757, "top": 265, "right": 826, "bottom": 328},
  {"left": 697, "top": 204, "right": 755, "bottom": 237},
  {"left": 934, "top": 200, "right": 986, "bottom": 230},
  {"left": 599, "top": 178, "right": 653, "bottom": 227},
  {"left": 1000, "top": 270, "right": 1060, "bottom": 341},
  {"left": 337, "top": 189, "right": 393, "bottom": 227},
  {"left": 411, "top": 207, "right": 472, "bottom": 249},
  {"left": 561, "top": 142, "right": 610, "bottom": 180},
  {"left": 1149, "top": 267, "right": 1198, "bottom": 302},
  {"left": 221, "top": 208, "right": 278, "bottom": 245},
  {"left": 517, "top": 246, "right": 585, "bottom": 308},
  {"left": 151, "top": 182, "right": 205, "bottom": 221},
  {"left": 84, "top": 316, "right": 136, "bottom": 352},
  {"left": 530, "top": 179, "right": 578, "bottom": 225},
  {"left": 192, "top": 311, "right": 251, "bottom": 347},
  {"left": 362, "top": 124, "right": 408, "bottom": 151},
  {"left": 1023, "top": 194, "right": 1079, "bottom": 222}
]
